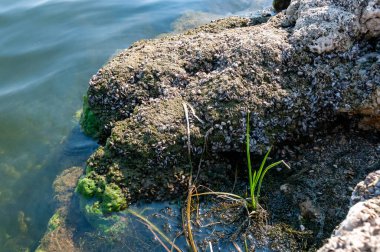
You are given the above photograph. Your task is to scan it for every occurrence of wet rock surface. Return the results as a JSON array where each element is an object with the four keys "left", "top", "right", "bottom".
[{"left": 73, "top": 0, "right": 380, "bottom": 250}]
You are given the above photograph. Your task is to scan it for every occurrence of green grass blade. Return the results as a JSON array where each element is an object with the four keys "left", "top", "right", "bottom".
[
  {"left": 254, "top": 147, "right": 272, "bottom": 186},
  {"left": 251, "top": 170, "right": 256, "bottom": 196},
  {"left": 246, "top": 112, "right": 256, "bottom": 208},
  {"left": 246, "top": 113, "right": 253, "bottom": 189},
  {"left": 255, "top": 160, "right": 284, "bottom": 200}
]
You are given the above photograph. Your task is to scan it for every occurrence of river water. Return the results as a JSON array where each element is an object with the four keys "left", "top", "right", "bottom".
[{"left": 0, "top": 0, "right": 272, "bottom": 251}]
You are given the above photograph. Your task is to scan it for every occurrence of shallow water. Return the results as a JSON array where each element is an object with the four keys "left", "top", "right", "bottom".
[
  {"left": 75, "top": 199, "right": 272, "bottom": 252},
  {"left": 0, "top": 0, "right": 272, "bottom": 250}
]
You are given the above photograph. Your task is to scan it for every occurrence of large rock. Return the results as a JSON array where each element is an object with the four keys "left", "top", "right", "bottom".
[{"left": 79, "top": 0, "right": 379, "bottom": 212}]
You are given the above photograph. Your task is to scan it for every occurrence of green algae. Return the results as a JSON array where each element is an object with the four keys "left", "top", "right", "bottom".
[
  {"left": 83, "top": 201, "right": 116, "bottom": 228},
  {"left": 85, "top": 201, "right": 103, "bottom": 217},
  {"left": 76, "top": 177, "right": 97, "bottom": 198},
  {"left": 47, "top": 212, "right": 61, "bottom": 232},
  {"left": 77, "top": 172, "right": 127, "bottom": 214},
  {"left": 101, "top": 183, "right": 127, "bottom": 213},
  {"left": 81, "top": 200, "right": 129, "bottom": 235},
  {"left": 80, "top": 95, "right": 101, "bottom": 139}
]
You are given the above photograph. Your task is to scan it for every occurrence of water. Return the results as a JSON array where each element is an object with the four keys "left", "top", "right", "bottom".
[{"left": 0, "top": 0, "right": 272, "bottom": 251}]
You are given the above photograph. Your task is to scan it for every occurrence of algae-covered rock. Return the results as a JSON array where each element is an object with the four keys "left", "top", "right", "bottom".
[
  {"left": 38, "top": 166, "right": 130, "bottom": 250},
  {"left": 37, "top": 167, "right": 83, "bottom": 252},
  {"left": 79, "top": 199, "right": 129, "bottom": 234},
  {"left": 101, "top": 183, "right": 127, "bottom": 212},
  {"left": 80, "top": 0, "right": 379, "bottom": 210},
  {"left": 77, "top": 170, "right": 127, "bottom": 212},
  {"left": 76, "top": 177, "right": 97, "bottom": 198},
  {"left": 80, "top": 95, "right": 101, "bottom": 139},
  {"left": 47, "top": 211, "right": 62, "bottom": 232}
]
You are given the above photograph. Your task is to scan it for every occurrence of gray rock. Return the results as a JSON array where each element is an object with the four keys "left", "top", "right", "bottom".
[
  {"left": 318, "top": 171, "right": 380, "bottom": 251},
  {"left": 351, "top": 170, "right": 380, "bottom": 205}
]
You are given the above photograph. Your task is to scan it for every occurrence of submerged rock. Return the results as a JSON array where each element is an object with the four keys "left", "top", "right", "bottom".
[
  {"left": 36, "top": 167, "right": 83, "bottom": 252},
  {"left": 171, "top": 11, "right": 223, "bottom": 34}
]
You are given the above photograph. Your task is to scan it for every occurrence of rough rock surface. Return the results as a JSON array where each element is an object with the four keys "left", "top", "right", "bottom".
[
  {"left": 80, "top": 0, "right": 379, "bottom": 210},
  {"left": 318, "top": 171, "right": 380, "bottom": 251},
  {"left": 266, "top": 128, "right": 380, "bottom": 247},
  {"left": 285, "top": 0, "right": 380, "bottom": 53}
]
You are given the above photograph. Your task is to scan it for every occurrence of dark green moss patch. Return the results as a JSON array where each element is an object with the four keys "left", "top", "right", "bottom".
[{"left": 80, "top": 95, "right": 101, "bottom": 139}]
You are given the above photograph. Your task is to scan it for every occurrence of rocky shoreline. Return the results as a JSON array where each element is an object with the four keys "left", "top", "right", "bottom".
[{"left": 39, "top": 0, "right": 379, "bottom": 251}]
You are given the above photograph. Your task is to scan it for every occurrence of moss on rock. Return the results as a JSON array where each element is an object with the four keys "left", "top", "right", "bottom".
[
  {"left": 81, "top": 199, "right": 128, "bottom": 234},
  {"left": 101, "top": 183, "right": 127, "bottom": 213},
  {"left": 47, "top": 212, "right": 62, "bottom": 232},
  {"left": 80, "top": 95, "right": 101, "bottom": 139}
]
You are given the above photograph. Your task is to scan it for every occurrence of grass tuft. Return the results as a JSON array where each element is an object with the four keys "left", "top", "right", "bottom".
[{"left": 245, "top": 112, "right": 290, "bottom": 210}]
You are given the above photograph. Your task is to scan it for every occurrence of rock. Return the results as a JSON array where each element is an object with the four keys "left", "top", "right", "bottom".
[
  {"left": 36, "top": 167, "right": 83, "bottom": 252},
  {"left": 351, "top": 170, "right": 380, "bottom": 205},
  {"left": 53, "top": 167, "right": 83, "bottom": 206},
  {"left": 318, "top": 171, "right": 380, "bottom": 251},
  {"left": 273, "top": 0, "right": 291, "bottom": 12},
  {"left": 361, "top": 0, "right": 380, "bottom": 38},
  {"left": 299, "top": 198, "right": 320, "bottom": 220},
  {"left": 79, "top": 0, "right": 379, "bottom": 210},
  {"left": 286, "top": 0, "right": 380, "bottom": 43},
  {"left": 266, "top": 130, "right": 379, "bottom": 247}
]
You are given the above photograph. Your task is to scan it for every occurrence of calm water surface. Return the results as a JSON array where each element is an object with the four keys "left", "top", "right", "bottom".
[{"left": 0, "top": 0, "right": 271, "bottom": 250}]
